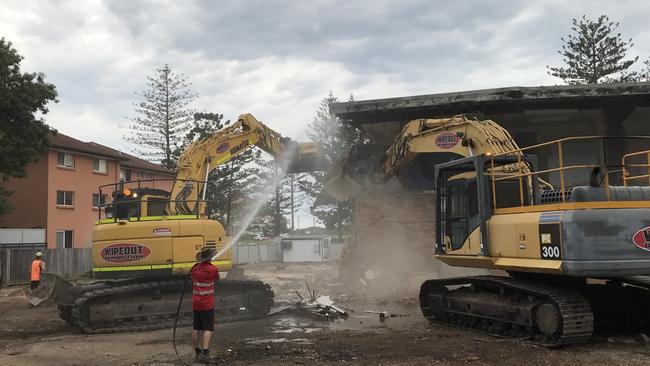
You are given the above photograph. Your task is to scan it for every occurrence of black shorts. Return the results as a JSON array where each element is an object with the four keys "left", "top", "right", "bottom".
[
  {"left": 193, "top": 309, "right": 215, "bottom": 331},
  {"left": 30, "top": 281, "right": 40, "bottom": 290}
]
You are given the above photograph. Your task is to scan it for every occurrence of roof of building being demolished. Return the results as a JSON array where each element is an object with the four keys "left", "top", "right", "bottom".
[{"left": 331, "top": 82, "right": 650, "bottom": 143}]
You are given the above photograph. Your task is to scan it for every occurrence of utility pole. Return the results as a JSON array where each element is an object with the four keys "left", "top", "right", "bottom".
[{"left": 290, "top": 174, "right": 295, "bottom": 232}]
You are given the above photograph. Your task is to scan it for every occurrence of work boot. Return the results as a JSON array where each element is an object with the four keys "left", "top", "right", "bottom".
[
  {"left": 194, "top": 348, "right": 201, "bottom": 361},
  {"left": 197, "top": 348, "right": 211, "bottom": 363}
]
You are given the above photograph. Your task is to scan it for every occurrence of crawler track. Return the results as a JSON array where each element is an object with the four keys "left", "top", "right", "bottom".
[
  {"left": 419, "top": 276, "right": 594, "bottom": 347},
  {"left": 59, "top": 278, "right": 274, "bottom": 334}
]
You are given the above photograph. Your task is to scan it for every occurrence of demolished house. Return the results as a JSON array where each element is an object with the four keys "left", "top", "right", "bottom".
[{"left": 330, "top": 82, "right": 650, "bottom": 286}]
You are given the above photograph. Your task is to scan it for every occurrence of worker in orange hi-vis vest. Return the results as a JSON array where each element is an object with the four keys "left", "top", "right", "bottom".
[{"left": 30, "top": 252, "right": 45, "bottom": 291}]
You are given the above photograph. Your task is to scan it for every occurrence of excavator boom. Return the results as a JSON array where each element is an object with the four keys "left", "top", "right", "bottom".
[{"left": 171, "top": 113, "right": 322, "bottom": 215}]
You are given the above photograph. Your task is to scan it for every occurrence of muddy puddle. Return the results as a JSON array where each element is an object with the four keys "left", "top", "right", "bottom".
[{"left": 240, "top": 301, "right": 427, "bottom": 346}]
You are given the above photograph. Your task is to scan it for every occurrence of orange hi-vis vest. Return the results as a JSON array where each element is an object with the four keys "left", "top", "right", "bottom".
[{"left": 31, "top": 260, "right": 44, "bottom": 281}]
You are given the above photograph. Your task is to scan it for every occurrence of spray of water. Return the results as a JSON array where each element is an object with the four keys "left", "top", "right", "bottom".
[{"left": 213, "top": 145, "right": 298, "bottom": 260}]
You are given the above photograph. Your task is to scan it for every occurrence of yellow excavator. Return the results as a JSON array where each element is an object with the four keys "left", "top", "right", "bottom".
[
  {"left": 31, "top": 113, "right": 322, "bottom": 333},
  {"left": 326, "top": 115, "right": 650, "bottom": 346}
]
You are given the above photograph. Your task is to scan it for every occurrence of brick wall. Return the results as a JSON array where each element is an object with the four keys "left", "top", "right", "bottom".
[{"left": 353, "top": 191, "right": 437, "bottom": 270}]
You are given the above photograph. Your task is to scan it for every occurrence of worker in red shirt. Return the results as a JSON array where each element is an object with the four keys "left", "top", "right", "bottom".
[{"left": 191, "top": 247, "right": 220, "bottom": 363}]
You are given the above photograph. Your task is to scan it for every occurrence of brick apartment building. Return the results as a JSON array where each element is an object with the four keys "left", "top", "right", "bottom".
[{"left": 0, "top": 132, "right": 175, "bottom": 248}]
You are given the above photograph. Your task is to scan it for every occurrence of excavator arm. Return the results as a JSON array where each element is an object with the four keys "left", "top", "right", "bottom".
[
  {"left": 380, "top": 115, "right": 522, "bottom": 178},
  {"left": 325, "top": 115, "right": 543, "bottom": 200},
  {"left": 170, "top": 113, "right": 320, "bottom": 215}
]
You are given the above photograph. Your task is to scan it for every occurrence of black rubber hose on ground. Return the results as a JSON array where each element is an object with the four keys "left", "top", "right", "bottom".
[{"left": 173, "top": 273, "right": 192, "bottom": 366}]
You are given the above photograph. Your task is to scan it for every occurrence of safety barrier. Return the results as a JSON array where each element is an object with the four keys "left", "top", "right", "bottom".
[
  {"left": 485, "top": 136, "right": 650, "bottom": 210},
  {"left": 622, "top": 149, "right": 650, "bottom": 186}
]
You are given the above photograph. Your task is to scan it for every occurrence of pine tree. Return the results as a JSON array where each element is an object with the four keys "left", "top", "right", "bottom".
[
  {"left": 300, "top": 92, "right": 363, "bottom": 241},
  {"left": 286, "top": 173, "right": 307, "bottom": 231},
  {"left": 266, "top": 174, "right": 307, "bottom": 235},
  {"left": 205, "top": 149, "right": 261, "bottom": 234},
  {"left": 547, "top": 15, "right": 638, "bottom": 84},
  {"left": 249, "top": 156, "right": 306, "bottom": 236},
  {"left": 639, "top": 58, "right": 650, "bottom": 82},
  {"left": 125, "top": 64, "right": 197, "bottom": 169}
]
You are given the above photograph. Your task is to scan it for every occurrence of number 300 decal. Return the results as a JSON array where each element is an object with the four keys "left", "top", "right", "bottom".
[{"left": 541, "top": 245, "right": 561, "bottom": 259}]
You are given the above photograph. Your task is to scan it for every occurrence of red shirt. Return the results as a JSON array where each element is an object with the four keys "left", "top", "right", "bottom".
[{"left": 190, "top": 262, "right": 220, "bottom": 311}]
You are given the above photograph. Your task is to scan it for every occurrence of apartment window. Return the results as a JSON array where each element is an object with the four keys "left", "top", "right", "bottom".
[
  {"left": 119, "top": 168, "right": 132, "bottom": 182},
  {"left": 138, "top": 171, "right": 152, "bottom": 180},
  {"left": 56, "top": 230, "right": 73, "bottom": 249},
  {"left": 92, "top": 158, "right": 107, "bottom": 173},
  {"left": 92, "top": 193, "right": 108, "bottom": 208},
  {"left": 57, "top": 152, "right": 74, "bottom": 168},
  {"left": 56, "top": 190, "right": 74, "bottom": 206}
]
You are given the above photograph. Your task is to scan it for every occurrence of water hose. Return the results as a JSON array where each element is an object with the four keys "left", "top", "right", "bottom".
[{"left": 172, "top": 268, "right": 194, "bottom": 366}]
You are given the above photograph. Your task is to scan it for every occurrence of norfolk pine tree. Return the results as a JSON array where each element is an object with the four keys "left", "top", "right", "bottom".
[
  {"left": 0, "top": 38, "right": 57, "bottom": 216},
  {"left": 300, "top": 92, "right": 363, "bottom": 241},
  {"left": 257, "top": 160, "right": 306, "bottom": 236},
  {"left": 547, "top": 15, "right": 638, "bottom": 84},
  {"left": 125, "top": 65, "right": 197, "bottom": 169}
]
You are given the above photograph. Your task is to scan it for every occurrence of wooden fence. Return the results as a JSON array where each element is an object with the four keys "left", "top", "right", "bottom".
[{"left": 0, "top": 248, "right": 92, "bottom": 286}]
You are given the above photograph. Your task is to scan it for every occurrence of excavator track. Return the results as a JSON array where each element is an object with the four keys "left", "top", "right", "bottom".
[
  {"left": 60, "top": 278, "right": 273, "bottom": 334},
  {"left": 419, "top": 276, "right": 594, "bottom": 347},
  {"left": 591, "top": 275, "right": 650, "bottom": 333}
]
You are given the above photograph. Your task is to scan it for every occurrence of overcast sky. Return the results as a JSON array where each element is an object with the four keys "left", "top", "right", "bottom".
[{"left": 3, "top": 0, "right": 650, "bottom": 151}]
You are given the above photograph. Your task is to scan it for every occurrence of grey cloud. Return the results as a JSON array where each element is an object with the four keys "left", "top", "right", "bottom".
[
  {"left": 104, "top": 1, "right": 527, "bottom": 67},
  {"left": 3, "top": 0, "right": 650, "bottom": 152}
]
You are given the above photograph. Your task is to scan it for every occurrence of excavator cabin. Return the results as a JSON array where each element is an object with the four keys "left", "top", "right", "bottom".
[{"left": 433, "top": 135, "right": 650, "bottom": 276}]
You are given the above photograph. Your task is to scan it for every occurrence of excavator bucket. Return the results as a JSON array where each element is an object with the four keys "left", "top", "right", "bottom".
[
  {"left": 288, "top": 142, "right": 329, "bottom": 173},
  {"left": 27, "top": 272, "right": 74, "bottom": 307},
  {"left": 323, "top": 144, "right": 386, "bottom": 201}
]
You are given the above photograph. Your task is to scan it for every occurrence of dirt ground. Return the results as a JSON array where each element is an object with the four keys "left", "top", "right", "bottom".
[{"left": 2, "top": 262, "right": 650, "bottom": 365}]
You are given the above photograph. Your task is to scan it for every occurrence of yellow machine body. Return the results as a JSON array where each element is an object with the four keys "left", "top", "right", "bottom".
[{"left": 92, "top": 217, "right": 232, "bottom": 278}]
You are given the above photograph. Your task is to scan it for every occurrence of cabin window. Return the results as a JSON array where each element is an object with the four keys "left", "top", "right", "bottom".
[{"left": 444, "top": 179, "right": 479, "bottom": 251}]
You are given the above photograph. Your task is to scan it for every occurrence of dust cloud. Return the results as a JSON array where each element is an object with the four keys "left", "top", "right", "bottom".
[
  {"left": 214, "top": 145, "right": 298, "bottom": 260},
  {"left": 336, "top": 191, "right": 487, "bottom": 303}
]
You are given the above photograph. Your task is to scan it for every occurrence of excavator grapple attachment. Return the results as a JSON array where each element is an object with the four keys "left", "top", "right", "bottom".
[
  {"left": 324, "top": 144, "right": 386, "bottom": 201},
  {"left": 323, "top": 159, "right": 363, "bottom": 201},
  {"left": 288, "top": 142, "right": 329, "bottom": 173}
]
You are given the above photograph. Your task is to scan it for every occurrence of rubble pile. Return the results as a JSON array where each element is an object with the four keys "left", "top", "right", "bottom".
[{"left": 268, "top": 282, "right": 350, "bottom": 320}]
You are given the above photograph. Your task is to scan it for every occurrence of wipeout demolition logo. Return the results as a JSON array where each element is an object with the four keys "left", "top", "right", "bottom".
[
  {"left": 216, "top": 142, "right": 230, "bottom": 154},
  {"left": 435, "top": 132, "right": 460, "bottom": 149},
  {"left": 632, "top": 226, "right": 650, "bottom": 252},
  {"left": 101, "top": 243, "right": 151, "bottom": 263}
]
